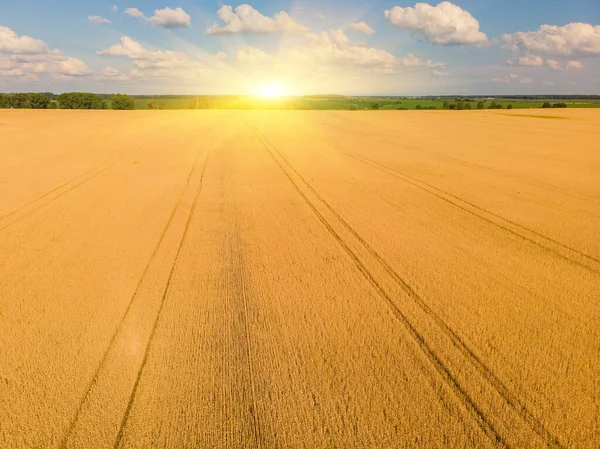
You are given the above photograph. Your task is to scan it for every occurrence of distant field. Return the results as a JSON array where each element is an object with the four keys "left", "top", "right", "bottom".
[
  {"left": 132, "top": 96, "right": 600, "bottom": 110},
  {"left": 1, "top": 109, "right": 599, "bottom": 448}
]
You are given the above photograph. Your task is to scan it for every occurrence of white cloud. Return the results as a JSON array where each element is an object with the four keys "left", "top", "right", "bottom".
[
  {"left": 88, "top": 15, "right": 112, "bottom": 25},
  {"left": 542, "top": 80, "right": 555, "bottom": 86},
  {"left": 111, "top": 5, "right": 118, "bottom": 12},
  {"left": 385, "top": 1, "right": 488, "bottom": 45},
  {"left": 148, "top": 7, "right": 191, "bottom": 28},
  {"left": 0, "top": 25, "right": 48, "bottom": 54},
  {"left": 237, "top": 46, "right": 274, "bottom": 63},
  {"left": 205, "top": 4, "right": 308, "bottom": 35},
  {"left": 98, "top": 36, "right": 188, "bottom": 68},
  {"left": 293, "top": 30, "right": 443, "bottom": 73},
  {"left": 350, "top": 22, "right": 375, "bottom": 35},
  {"left": 518, "top": 55, "right": 543, "bottom": 66},
  {"left": 316, "top": 12, "right": 326, "bottom": 20},
  {"left": 95, "top": 66, "right": 130, "bottom": 81},
  {"left": 520, "top": 77, "right": 533, "bottom": 84},
  {"left": 124, "top": 7, "right": 145, "bottom": 18},
  {"left": 0, "top": 26, "right": 92, "bottom": 82},
  {"left": 566, "top": 60, "right": 584, "bottom": 70},
  {"left": 546, "top": 59, "right": 584, "bottom": 71},
  {"left": 493, "top": 73, "right": 520, "bottom": 83},
  {"left": 124, "top": 7, "right": 191, "bottom": 28},
  {"left": 503, "top": 23, "right": 600, "bottom": 56},
  {"left": 431, "top": 69, "right": 450, "bottom": 76}
]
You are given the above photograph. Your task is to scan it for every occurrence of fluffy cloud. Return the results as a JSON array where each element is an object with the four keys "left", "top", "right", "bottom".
[
  {"left": 350, "top": 22, "right": 375, "bottom": 35},
  {"left": 316, "top": 12, "right": 326, "bottom": 20},
  {"left": 124, "top": 7, "right": 191, "bottom": 28},
  {"left": 237, "top": 46, "right": 274, "bottom": 63},
  {"left": 111, "top": 5, "right": 118, "bottom": 12},
  {"left": 493, "top": 73, "right": 532, "bottom": 84},
  {"left": 546, "top": 59, "right": 584, "bottom": 71},
  {"left": 95, "top": 66, "right": 130, "bottom": 81},
  {"left": 88, "top": 15, "right": 112, "bottom": 25},
  {"left": 385, "top": 1, "right": 488, "bottom": 45},
  {"left": 205, "top": 4, "right": 308, "bottom": 35},
  {"left": 518, "top": 55, "right": 543, "bottom": 66},
  {"left": 124, "top": 8, "right": 145, "bottom": 18},
  {"left": 503, "top": 23, "right": 600, "bottom": 56},
  {"left": 0, "top": 25, "right": 48, "bottom": 54},
  {"left": 0, "top": 26, "right": 92, "bottom": 82},
  {"left": 148, "top": 7, "right": 191, "bottom": 28},
  {"left": 292, "top": 30, "right": 443, "bottom": 73},
  {"left": 98, "top": 36, "right": 188, "bottom": 68}
]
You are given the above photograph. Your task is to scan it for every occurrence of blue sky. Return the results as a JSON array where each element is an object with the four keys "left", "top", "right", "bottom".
[{"left": 1, "top": 0, "right": 599, "bottom": 94}]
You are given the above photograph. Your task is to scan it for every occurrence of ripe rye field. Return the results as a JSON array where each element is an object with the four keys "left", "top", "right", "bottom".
[{"left": 0, "top": 109, "right": 599, "bottom": 448}]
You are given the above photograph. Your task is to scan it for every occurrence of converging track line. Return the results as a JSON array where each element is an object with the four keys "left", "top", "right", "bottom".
[
  {"left": 112, "top": 148, "right": 212, "bottom": 449},
  {"left": 248, "top": 121, "right": 565, "bottom": 449},
  {"left": 334, "top": 146, "right": 600, "bottom": 275},
  {"left": 59, "top": 143, "right": 208, "bottom": 449}
]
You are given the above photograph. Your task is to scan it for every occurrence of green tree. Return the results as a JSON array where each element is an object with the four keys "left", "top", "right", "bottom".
[
  {"left": 158, "top": 101, "right": 166, "bottom": 110},
  {"left": 370, "top": 102, "right": 380, "bottom": 110},
  {"left": 147, "top": 100, "right": 157, "bottom": 110},
  {"left": 57, "top": 92, "right": 106, "bottom": 109},
  {"left": 542, "top": 102, "right": 552, "bottom": 109},
  {"left": 507, "top": 104, "right": 513, "bottom": 109},
  {"left": 29, "top": 93, "right": 50, "bottom": 109},
  {"left": 477, "top": 101, "right": 484, "bottom": 109},
  {"left": 111, "top": 94, "right": 135, "bottom": 110}
]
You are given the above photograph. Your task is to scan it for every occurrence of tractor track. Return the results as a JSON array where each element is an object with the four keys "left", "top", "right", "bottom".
[
  {"left": 59, "top": 141, "right": 208, "bottom": 449},
  {"left": 112, "top": 148, "right": 211, "bottom": 449},
  {"left": 248, "top": 121, "right": 565, "bottom": 448},
  {"left": 334, "top": 146, "right": 600, "bottom": 276}
]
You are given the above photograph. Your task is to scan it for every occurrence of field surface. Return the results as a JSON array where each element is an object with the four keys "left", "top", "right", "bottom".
[{"left": 0, "top": 109, "right": 599, "bottom": 448}]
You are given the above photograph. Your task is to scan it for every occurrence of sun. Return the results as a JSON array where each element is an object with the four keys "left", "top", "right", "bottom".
[{"left": 257, "top": 84, "right": 286, "bottom": 98}]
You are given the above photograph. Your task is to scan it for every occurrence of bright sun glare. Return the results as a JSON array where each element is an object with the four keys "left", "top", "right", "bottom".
[{"left": 257, "top": 84, "right": 286, "bottom": 98}]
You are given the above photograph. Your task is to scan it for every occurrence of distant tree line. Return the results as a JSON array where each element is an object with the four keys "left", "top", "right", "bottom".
[
  {"left": 542, "top": 102, "right": 568, "bottom": 109},
  {"left": 0, "top": 92, "right": 136, "bottom": 110}
]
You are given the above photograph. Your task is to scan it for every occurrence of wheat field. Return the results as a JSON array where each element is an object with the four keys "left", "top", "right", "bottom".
[{"left": 0, "top": 109, "right": 598, "bottom": 448}]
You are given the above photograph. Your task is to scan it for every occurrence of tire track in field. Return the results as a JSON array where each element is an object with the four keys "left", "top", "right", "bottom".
[
  {"left": 334, "top": 147, "right": 600, "bottom": 275},
  {"left": 113, "top": 147, "right": 211, "bottom": 449},
  {"left": 0, "top": 155, "right": 123, "bottom": 233},
  {"left": 59, "top": 141, "right": 207, "bottom": 449},
  {"left": 249, "top": 122, "right": 566, "bottom": 448},
  {"left": 323, "top": 119, "right": 600, "bottom": 204},
  {"left": 247, "top": 122, "right": 510, "bottom": 448},
  {"left": 231, "top": 191, "right": 263, "bottom": 449}
]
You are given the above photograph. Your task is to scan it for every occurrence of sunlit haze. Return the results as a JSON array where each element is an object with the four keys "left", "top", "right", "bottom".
[{"left": 1, "top": 0, "right": 599, "bottom": 95}]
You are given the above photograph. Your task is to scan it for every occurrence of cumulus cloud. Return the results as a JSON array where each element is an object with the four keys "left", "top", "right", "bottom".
[
  {"left": 88, "top": 15, "right": 112, "bottom": 24},
  {"left": 124, "top": 7, "right": 145, "bottom": 18},
  {"left": 98, "top": 36, "right": 188, "bottom": 68},
  {"left": 546, "top": 59, "right": 584, "bottom": 71},
  {"left": 503, "top": 22, "right": 600, "bottom": 56},
  {"left": 205, "top": 4, "right": 308, "bottom": 35},
  {"left": 124, "top": 7, "right": 191, "bottom": 28},
  {"left": 493, "top": 73, "right": 520, "bottom": 83},
  {"left": 385, "top": 1, "right": 488, "bottom": 45},
  {"left": 0, "top": 26, "right": 92, "bottom": 82},
  {"left": 0, "top": 25, "right": 48, "bottom": 54},
  {"left": 518, "top": 54, "right": 543, "bottom": 66},
  {"left": 111, "top": 5, "right": 118, "bottom": 12},
  {"left": 237, "top": 46, "right": 274, "bottom": 63},
  {"left": 502, "top": 22, "right": 600, "bottom": 56},
  {"left": 431, "top": 69, "right": 450, "bottom": 76},
  {"left": 95, "top": 66, "right": 130, "bottom": 81},
  {"left": 292, "top": 30, "right": 443, "bottom": 73},
  {"left": 148, "top": 7, "right": 191, "bottom": 28},
  {"left": 350, "top": 21, "right": 375, "bottom": 35}
]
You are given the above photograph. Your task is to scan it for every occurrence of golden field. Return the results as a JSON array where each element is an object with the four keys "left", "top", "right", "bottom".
[{"left": 0, "top": 109, "right": 598, "bottom": 448}]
